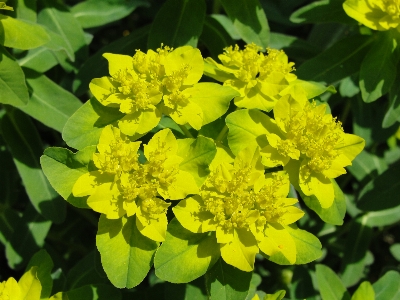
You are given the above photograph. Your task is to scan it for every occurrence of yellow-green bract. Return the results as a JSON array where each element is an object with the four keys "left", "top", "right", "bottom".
[{"left": 343, "top": 0, "right": 400, "bottom": 31}]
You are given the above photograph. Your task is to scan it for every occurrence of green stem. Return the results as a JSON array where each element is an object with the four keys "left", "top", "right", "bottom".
[
  {"left": 215, "top": 125, "right": 229, "bottom": 144},
  {"left": 179, "top": 124, "right": 194, "bottom": 138}
]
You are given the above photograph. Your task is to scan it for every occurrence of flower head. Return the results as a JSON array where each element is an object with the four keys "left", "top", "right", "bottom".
[
  {"left": 343, "top": 0, "right": 400, "bottom": 31},
  {"left": 72, "top": 126, "right": 198, "bottom": 241},
  {"left": 173, "top": 146, "right": 304, "bottom": 271},
  {"left": 204, "top": 44, "right": 297, "bottom": 112},
  {"left": 261, "top": 94, "right": 365, "bottom": 208}
]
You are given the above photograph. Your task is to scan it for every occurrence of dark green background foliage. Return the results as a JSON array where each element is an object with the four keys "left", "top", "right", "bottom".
[{"left": 1, "top": 0, "right": 400, "bottom": 299}]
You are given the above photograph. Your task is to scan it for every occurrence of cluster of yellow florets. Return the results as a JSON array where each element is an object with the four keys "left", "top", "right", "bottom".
[{"left": 284, "top": 101, "right": 344, "bottom": 174}]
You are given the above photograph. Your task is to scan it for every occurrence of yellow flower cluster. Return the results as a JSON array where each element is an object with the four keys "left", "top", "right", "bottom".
[
  {"left": 261, "top": 94, "right": 365, "bottom": 208},
  {"left": 90, "top": 45, "right": 206, "bottom": 135},
  {"left": 73, "top": 126, "right": 198, "bottom": 241},
  {"left": 173, "top": 146, "right": 304, "bottom": 271},
  {"left": 204, "top": 43, "right": 297, "bottom": 111}
]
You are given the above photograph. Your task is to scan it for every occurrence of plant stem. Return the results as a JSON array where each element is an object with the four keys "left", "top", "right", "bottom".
[
  {"left": 215, "top": 124, "right": 229, "bottom": 144},
  {"left": 179, "top": 124, "right": 194, "bottom": 138}
]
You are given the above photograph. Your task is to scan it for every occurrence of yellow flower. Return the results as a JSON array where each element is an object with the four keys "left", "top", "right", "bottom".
[
  {"left": 261, "top": 94, "right": 365, "bottom": 208},
  {"left": 0, "top": 267, "right": 41, "bottom": 300},
  {"left": 204, "top": 44, "right": 297, "bottom": 112},
  {"left": 343, "top": 0, "right": 400, "bottom": 31},
  {"left": 89, "top": 46, "right": 170, "bottom": 136},
  {"left": 173, "top": 146, "right": 304, "bottom": 271},
  {"left": 72, "top": 126, "right": 198, "bottom": 242}
]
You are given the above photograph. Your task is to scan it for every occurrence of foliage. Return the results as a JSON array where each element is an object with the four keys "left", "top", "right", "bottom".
[{"left": 1, "top": 0, "right": 400, "bottom": 299}]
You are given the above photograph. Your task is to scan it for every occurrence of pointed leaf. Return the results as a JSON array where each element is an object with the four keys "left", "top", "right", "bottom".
[
  {"left": 21, "top": 69, "right": 82, "bottom": 132},
  {"left": 0, "top": 45, "right": 29, "bottom": 106},
  {"left": 0, "top": 14, "right": 50, "bottom": 49},
  {"left": 2, "top": 109, "right": 66, "bottom": 223},
  {"left": 373, "top": 271, "right": 400, "bottom": 300},
  {"left": 26, "top": 249, "right": 53, "bottom": 299},
  {"left": 218, "top": 0, "right": 270, "bottom": 48},
  {"left": 315, "top": 264, "right": 350, "bottom": 300},
  {"left": 360, "top": 31, "right": 400, "bottom": 103},
  {"left": 148, "top": 0, "right": 206, "bottom": 49}
]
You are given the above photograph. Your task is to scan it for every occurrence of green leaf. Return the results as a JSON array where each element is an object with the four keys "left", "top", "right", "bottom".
[
  {"left": 71, "top": 0, "right": 148, "bottom": 29},
  {"left": 218, "top": 0, "right": 270, "bottom": 48},
  {"left": 390, "top": 244, "right": 400, "bottom": 262},
  {"left": 96, "top": 215, "right": 158, "bottom": 288},
  {"left": 357, "top": 161, "right": 400, "bottom": 211},
  {"left": 17, "top": 47, "right": 59, "bottom": 73},
  {"left": 382, "top": 62, "right": 400, "bottom": 128},
  {"left": 154, "top": 218, "right": 220, "bottom": 283},
  {"left": 351, "top": 281, "right": 374, "bottom": 300},
  {"left": 0, "top": 14, "right": 50, "bottom": 49},
  {"left": 226, "top": 109, "right": 279, "bottom": 156},
  {"left": 340, "top": 216, "right": 373, "bottom": 287},
  {"left": 38, "top": 0, "right": 87, "bottom": 70},
  {"left": 5, "top": 206, "right": 52, "bottom": 269},
  {"left": 147, "top": 0, "right": 206, "bottom": 49},
  {"left": 290, "top": 266, "right": 318, "bottom": 300},
  {"left": 177, "top": 135, "right": 216, "bottom": 187},
  {"left": 359, "top": 31, "right": 400, "bottom": 103},
  {"left": 189, "top": 83, "right": 239, "bottom": 126},
  {"left": 315, "top": 264, "right": 350, "bottom": 300},
  {"left": 290, "top": 0, "right": 356, "bottom": 24},
  {"left": 244, "top": 273, "right": 262, "bottom": 300},
  {"left": 373, "top": 271, "right": 400, "bottom": 300},
  {"left": 26, "top": 249, "right": 54, "bottom": 299},
  {"left": 66, "top": 284, "right": 121, "bottom": 300},
  {"left": 0, "top": 45, "right": 29, "bottom": 106},
  {"left": 302, "top": 179, "right": 346, "bottom": 225},
  {"left": 364, "top": 204, "right": 400, "bottom": 227},
  {"left": 41, "top": 146, "right": 96, "bottom": 209},
  {"left": 296, "top": 35, "right": 372, "bottom": 84},
  {"left": 62, "top": 97, "right": 124, "bottom": 150},
  {"left": 210, "top": 14, "right": 241, "bottom": 40},
  {"left": 352, "top": 95, "right": 398, "bottom": 148},
  {"left": 269, "top": 32, "right": 320, "bottom": 61},
  {"left": 1, "top": 109, "right": 66, "bottom": 223},
  {"left": 20, "top": 69, "right": 82, "bottom": 132},
  {"left": 200, "top": 16, "right": 234, "bottom": 59},
  {"left": 347, "top": 150, "right": 388, "bottom": 182},
  {"left": 14, "top": 0, "right": 37, "bottom": 22},
  {"left": 73, "top": 25, "right": 149, "bottom": 96},
  {"left": 286, "top": 225, "right": 322, "bottom": 265},
  {"left": 205, "top": 258, "right": 252, "bottom": 300},
  {"left": 66, "top": 251, "right": 107, "bottom": 290}
]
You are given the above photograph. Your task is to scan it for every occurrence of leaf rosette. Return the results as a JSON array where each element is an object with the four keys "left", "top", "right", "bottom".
[
  {"left": 72, "top": 126, "right": 198, "bottom": 242},
  {"left": 173, "top": 146, "right": 308, "bottom": 271}
]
